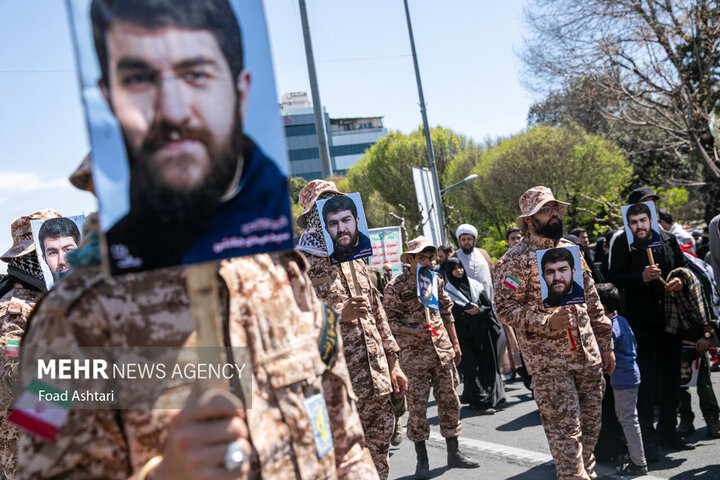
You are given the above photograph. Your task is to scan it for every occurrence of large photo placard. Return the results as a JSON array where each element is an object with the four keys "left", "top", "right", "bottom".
[
  {"left": 30, "top": 215, "right": 86, "bottom": 290},
  {"left": 66, "top": 0, "right": 293, "bottom": 275},
  {"left": 621, "top": 201, "right": 662, "bottom": 251},
  {"left": 315, "top": 193, "right": 372, "bottom": 265},
  {"left": 536, "top": 245, "right": 586, "bottom": 308},
  {"left": 417, "top": 265, "right": 439, "bottom": 310}
]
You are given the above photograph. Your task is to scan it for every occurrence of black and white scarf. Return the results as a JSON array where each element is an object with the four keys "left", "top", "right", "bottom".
[
  {"left": 5, "top": 253, "right": 45, "bottom": 292},
  {"left": 296, "top": 192, "right": 339, "bottom": 257}
]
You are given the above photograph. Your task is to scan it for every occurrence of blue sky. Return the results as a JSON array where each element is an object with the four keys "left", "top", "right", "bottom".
[{"left": 0, "top": 0, "right": 532, "bottom": 273}]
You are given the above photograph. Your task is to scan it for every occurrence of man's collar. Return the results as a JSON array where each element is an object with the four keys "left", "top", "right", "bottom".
[
  {"left": 526, "top": 231, "right": 556, "bottom": 249},
  {"left": 219, "top": 155, "right": 245, "bottom": 203},
  {"left": 219, "top": 136, "right": 255, "bottom": 203}
]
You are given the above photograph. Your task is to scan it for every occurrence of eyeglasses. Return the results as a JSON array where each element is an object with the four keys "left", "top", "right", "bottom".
[{"left": 539, "top": 205, "right": 561, "bottom": 215}]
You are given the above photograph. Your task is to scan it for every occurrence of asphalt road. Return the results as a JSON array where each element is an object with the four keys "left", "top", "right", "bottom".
[{"left": 388, "top": 370, "right": 720, "bottom": 479}]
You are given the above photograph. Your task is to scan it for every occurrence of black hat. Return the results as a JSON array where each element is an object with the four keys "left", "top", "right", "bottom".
[{"left": 627, "top": 187, "right": 660, "bottom": 204}]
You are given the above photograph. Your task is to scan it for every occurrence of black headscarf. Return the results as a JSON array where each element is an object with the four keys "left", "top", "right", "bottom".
[{"left": 444, "top": 257, "right": 472, "bottom": 301}]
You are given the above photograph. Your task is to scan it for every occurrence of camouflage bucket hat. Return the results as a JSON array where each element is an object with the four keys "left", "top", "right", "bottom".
[
  {"left": 296, "top": 180, "right": 342, "bottom": 228},
  {"left": 516, "top": 186, "right": 570, "bottom": 234},
  {"left": 401, "top": 236, "right": 437, "bottom": 264},
  {"left": 1, "top": 208, "right": 63, "bottom": 262},
  {"left": 69, "top": 152, "right": 94, "bottom": 194}
]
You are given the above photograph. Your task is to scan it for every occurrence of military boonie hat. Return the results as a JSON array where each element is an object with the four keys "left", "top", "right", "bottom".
[
  {"left": 1, "top": 209, "right": 62, "bottom": 262},
  {"left": 69, "top": 152, "right": 94, "bottom": 194},
  {"left": 401, "top": 236, "right": 437, "bottom": 264},
  {"left": 296, "top": 180, "right": 342, "bottom": 228},
  {"left": 516, "top": 186, "right": 570, "bottom": 234},
  {"left": 627, "top": 186, "right": 659, "bottom": 204}
]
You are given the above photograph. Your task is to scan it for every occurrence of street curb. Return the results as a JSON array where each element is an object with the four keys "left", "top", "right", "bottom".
[{"left": 428, "top": 431, "right": 667, "bottom": 479}]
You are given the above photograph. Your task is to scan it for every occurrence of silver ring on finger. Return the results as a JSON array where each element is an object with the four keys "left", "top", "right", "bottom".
[{"left": 224, "top": 440, "right": 246, "bottom": 471}]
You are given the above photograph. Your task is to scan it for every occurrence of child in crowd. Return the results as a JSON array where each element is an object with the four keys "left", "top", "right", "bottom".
[{"left": 595, "top": 283, "right": 648, "bottom": 476}]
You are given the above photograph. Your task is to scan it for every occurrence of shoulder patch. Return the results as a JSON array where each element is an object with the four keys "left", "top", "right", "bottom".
[
  {"left": 503, "top": 276, "right": 520, "bottom": 291},
  {"left": 302, "top": 393, "right": 333, "bottom": 458},
  {"left": 317, "top": 303, "right": 340, "bottom": 368}
]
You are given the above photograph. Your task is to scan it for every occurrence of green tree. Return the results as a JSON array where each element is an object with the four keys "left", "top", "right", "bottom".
[
  {"left": 522, "top": 0, "right": 720, "bottom": 221},
  {"left": 455, "top": 124, "right": 632, "bottom": 236},
  {"left": 346, "top": 126, "right": 471, "bottom": 235},
  {"left": 527, "top": 78, "right": 707, "bottom": 222}
]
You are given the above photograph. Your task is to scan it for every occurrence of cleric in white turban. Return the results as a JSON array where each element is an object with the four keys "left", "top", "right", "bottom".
[{"left": 454, "top": 223, "right": 494, "bottom": 300}]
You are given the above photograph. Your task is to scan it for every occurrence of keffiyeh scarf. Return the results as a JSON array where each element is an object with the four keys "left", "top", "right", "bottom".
[
  {"left": 6, "top": 253, "right": 45, "bottom": 291},
  {"left": 296, "top": 192, "right": 339, "bottom": 257}
]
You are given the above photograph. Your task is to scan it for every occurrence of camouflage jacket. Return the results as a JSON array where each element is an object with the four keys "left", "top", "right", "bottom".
[
  {"left": 0, "top": 283, "right": 42, "bottom": 479},
  {"left": 382, "top": 271, "right": 455, "bottom": 365},
  {"left": 303, "top": 255, "right": 399, "bottom": 399},
  {"left": 16, "top": 252, "right": 376, "bottom": 480},
  {"left": 493, "top": 233, "right": 613, "bottom": 377}
]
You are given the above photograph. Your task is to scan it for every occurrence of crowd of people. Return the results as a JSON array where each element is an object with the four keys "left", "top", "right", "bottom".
[
  {"left": 1, "top": 178, "right": 719, "bottom": 480},
  {"left": 0, "top": 0, "right": 718, "bottom": 478}
]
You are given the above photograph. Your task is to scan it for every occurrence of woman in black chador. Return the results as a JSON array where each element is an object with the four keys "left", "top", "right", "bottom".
[{"left": 444, "top": 257, "right": 505, "bottom": 414}]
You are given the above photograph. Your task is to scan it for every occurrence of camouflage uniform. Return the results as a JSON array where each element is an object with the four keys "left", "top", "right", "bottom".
[
  {"left": 297, "top": 179, "right": 400, "bottom": 480},
  {"left": 0, "top": 209, "right": 63, "bottom": 479},
  {"left": 383, "top": 271, "right": 461, "bottom": 442},
  {"left": 15, "top": 251, "right": 377, "bottom": 479},
  {"left": 0, "top": 285, "right": 42, "bottom": 479},
  {"left": 494, "top": 232, "right": 613, "bottom": 480},
  {"left": 304, "top": 255, "right": 399, "bottom": 480}
]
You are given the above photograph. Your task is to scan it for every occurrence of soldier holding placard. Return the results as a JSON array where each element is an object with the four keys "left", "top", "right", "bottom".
[
  {"left": 383, "top": 236, "right": 479, "bottom": 479},
  {"left": 0, "top": 209, "right": 62, "bottom": 479},
  {"left": 296, "top": 180, "right": 406, "bottom": 480},
  {"left": 13, "top": 1, "right": 377, "bottom": 478},
  {"left": 493, "top": 186, "right": 614, "bottom": 480}
]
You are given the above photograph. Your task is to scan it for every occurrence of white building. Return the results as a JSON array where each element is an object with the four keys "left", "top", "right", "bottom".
[{"left": 281, "top": 92, "right": 388, "bottom": 179}]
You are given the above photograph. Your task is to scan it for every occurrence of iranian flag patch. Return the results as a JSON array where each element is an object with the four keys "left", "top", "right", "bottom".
[
  {"left": 5, "top": 339, "right": 19, "bottom": 357},
  {"left": 504, "top": 275, "right": 520, "bottom": 290},
  {"left": 8, "top": 379, "right": 71, "bottom": 441}
]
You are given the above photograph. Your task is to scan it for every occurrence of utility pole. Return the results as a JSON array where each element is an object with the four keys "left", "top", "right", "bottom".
[
  {"left": 403, "top": 0, "right": 446, "bottom": 243},
  {"left": 298, "top": 0, "right": 333, "bottom": 178}
]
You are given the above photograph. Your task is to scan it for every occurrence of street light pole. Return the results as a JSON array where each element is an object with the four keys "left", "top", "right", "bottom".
[
  {"left": 298, "top": 0, "right": 333, "bottom": 178},
  {"left": 440, "top": 174, "right": 478, "bottom": 197},
  {"left": 403, "top": 0, "right": 447, "bottom": 243}
]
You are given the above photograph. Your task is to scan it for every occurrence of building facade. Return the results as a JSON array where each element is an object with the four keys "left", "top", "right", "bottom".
[{"left": 281, "top": 92, "right": 388, "bottom": 180}]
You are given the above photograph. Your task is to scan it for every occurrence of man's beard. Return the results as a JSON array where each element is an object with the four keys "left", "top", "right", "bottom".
[
  {"left": 632, "top": 228, "right": 651, "bottom": 247},
  {"left": 546, "top": 280, "right": 572, "bottom": 306},
  {"left": 332, "top": 230, "right": 359, "bottom": 261},
  {"left": 533, "top": 217, "right": 563, "bottom": 240},
  {"left": 461, "top": 245, "right": 474, "bottom": 254},
  {"left": 126, "top": 107, "right": 244, "bottom": 229}
]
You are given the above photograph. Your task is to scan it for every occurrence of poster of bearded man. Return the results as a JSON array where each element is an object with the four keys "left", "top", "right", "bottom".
[
  {"left": 622, "top": 201, "right": 662, "bottom": 252},
  {"left": 30, "top": 215, "right": 85, "bottom": 290},
  {"left": 66, "top": 0, "right": 294, "bottom": 275},
  {"left": 536, "top": 245, "right": 586, "bottom": 308},
  {"left": 416, "top": 265, "right": 439, "bottom": 310},
  {"left": 315, "top": 193, "right": 373, "bottom": 265}
]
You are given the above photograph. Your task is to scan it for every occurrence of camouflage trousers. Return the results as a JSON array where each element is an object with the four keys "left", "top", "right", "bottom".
[
  {"left": 401, "top": 347, "right": 462, "bottom": 442},
  {"left": 0, "top": 411, "right": 18, "bottom": 480},
  {"left": 532, "top": 365, "right": 605, "bottom": 480},
  {"left": 357, "top": 394, "right": 393, "bottom": 480}
]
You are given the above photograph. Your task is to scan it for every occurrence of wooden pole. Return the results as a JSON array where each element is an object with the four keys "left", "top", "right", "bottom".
[
  {"left": 646, "top": 249, "right": 668, "bottom": 286},
  {"left": 186, "top": 263, "right": 228, "bottom": 391},
  {"left": 349, "top": 261, "right": 361, "bottom": 296}
]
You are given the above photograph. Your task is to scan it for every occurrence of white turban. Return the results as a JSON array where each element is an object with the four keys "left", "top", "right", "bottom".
[{"left": 456, "top": 224, "right": 478, "bottom": 239}]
